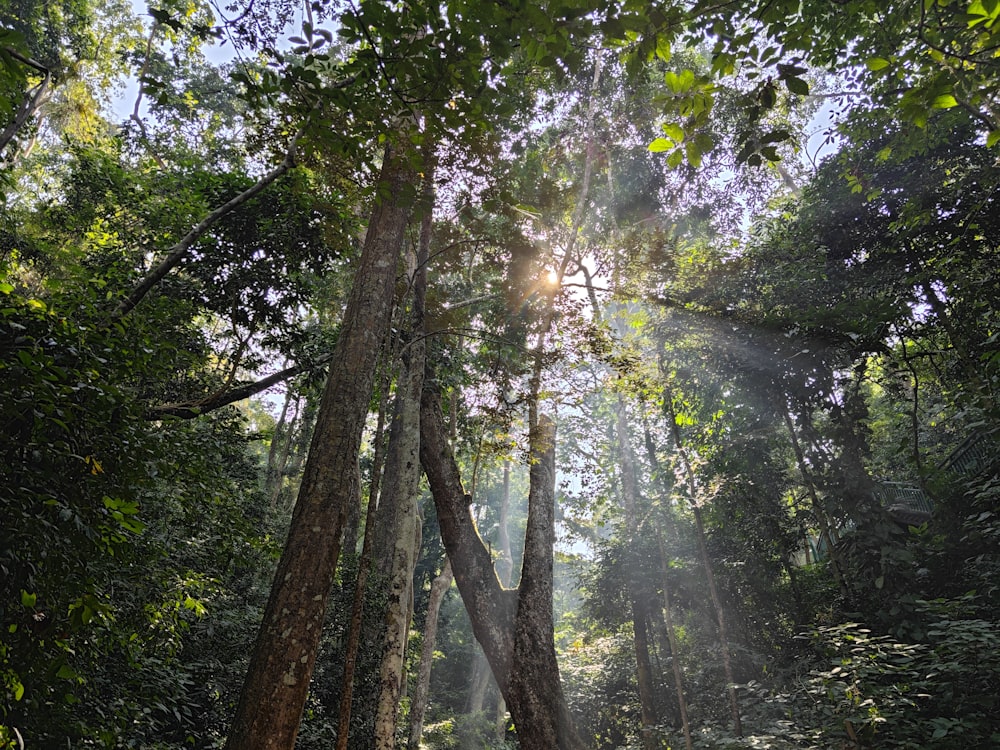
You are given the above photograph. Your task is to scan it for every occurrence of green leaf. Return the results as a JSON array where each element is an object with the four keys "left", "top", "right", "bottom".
[
  {"left": 661, "top": 122, "right": 685, "bottom": 141},
  {"left": 655, "top": 36, "right": 671, "bottom": 62},
  {"left": 785, "top": 77, "right": 810, "bottom": 96},
  {"left": 20, "top": 590, "right": 36, "bottom": 607},
  {"left": 0, "top": 281, "right": 13, "bottom": 294},
  {"left": 685, "top": 140, "right": 703, "bottom": 167},
  {"left": 866, "top": 57, "right": 891, "bottom": 71},
  {"left": 56, "top": 663, "right": 78, "bottom": 680},
  {"left": 666, "top": 149, "right": 684, "bottom": 168},
  {"left": 648, "top": 137, "right": 674, "bottom": 152},
  {"left": 931, "top": 94, "right": 958, "bottom": 109},
  {"left": 988, "top": 130, "right": 1000, "bottom": 148}
]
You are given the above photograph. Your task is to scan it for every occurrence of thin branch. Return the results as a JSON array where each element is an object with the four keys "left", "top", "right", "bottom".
[
  {"left": 110, "top": 122, "right": 309, "bottom": 322},
  {"left": 0, "top": 49, "right": 52, "bottom": 159},
  {"left": 147, "top": 353, "right": 331, "bottom": 419}
]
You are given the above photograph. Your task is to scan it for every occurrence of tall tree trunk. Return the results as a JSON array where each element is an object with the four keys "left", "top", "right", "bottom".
[
  {"left": 494, "top": 462, "right": 514, "bottom": 742},
  {"left": 781, "top": 408, "right": 851, "bottom": 602},
  {"left": 656, "top": 527, "right": 693, "bottom": 750},
  {"left": 614, "top": 395, "right": 659, "bottom": 750},
  {"left": 373, "top": 164, "right": 433, "bottom": 749},
  {"left": 420, "top": 386, "right": 585, "bottom": 750},
  {"left": 334, "top": 355, "right": 396, "bottom": 750},
  {"left": 224, "top": 143, "right": 418, "bottom": 750},
  {"left": 407, "top": 559, "right": 453, "bottom": 749},
  {"left": 664, "top": 387, "right": 743, "bottom": 737}
]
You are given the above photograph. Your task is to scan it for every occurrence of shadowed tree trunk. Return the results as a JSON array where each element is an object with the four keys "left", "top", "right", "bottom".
[
  {"left": 224, "top": 142, "right": 418, "bottom": 750},
  {"left": 613, "top": 395, "right": 659, "bottom": 750},
  {"left": 420, "top": 385, "right": 585, "bottom": 750},
  {"left": 664, "top": 386, "right": 743, "bottom": 738}
]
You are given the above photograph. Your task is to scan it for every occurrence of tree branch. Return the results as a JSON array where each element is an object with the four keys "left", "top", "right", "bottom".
[
  {"left": 110, "top": 123, "right": 308, "bottom": 322},
  {"left": 0, "top": 48, "right": 52, "bottom": 161},
  {"left": 148, "top": 353, "right": 330, "bottom": 419}
]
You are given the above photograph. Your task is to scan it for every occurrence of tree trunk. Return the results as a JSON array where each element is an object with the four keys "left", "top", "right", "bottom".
[
  {"left": 373, "top": 165, "right": 433, "bottom": 749},
  {"left": 614, "top": 396, "right": 659, "bottom": 750},
  {"left": 224, "top": 143, "right": 417, "bottom": 750},
  {"left": 655, "top": 526, "right": 693, "bottom": 750},
  {"left": 407, "top": 559, "right": 453, "bottom": 749},
  {"left": 419, "top": 385, "right": 585, "bottom": 750},
  {"left": 334, "top": 356, "right": 396, "bottom": 750},
  {"left": 664, "top": 387, "right": 743, "bottom": 737},
  {"left": 494, "top": 461, "right": 514, "bottom": 742},
  {"left": 466, "top": 652, "right": 491, "bottom": 714}
]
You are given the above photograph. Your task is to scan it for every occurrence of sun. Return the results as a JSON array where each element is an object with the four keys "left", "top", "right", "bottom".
[{"left": 546, "top": 270, "right": 560, "bottom": 286}]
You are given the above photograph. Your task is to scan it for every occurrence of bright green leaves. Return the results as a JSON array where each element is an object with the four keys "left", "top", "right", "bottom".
[
  {"left": 932, "top": 93, "right": 960, "bottom": 109},
  {"left": 648, "top": 123, "right": 714, "bottom": 168},
  {"left": 650, "top": 67, "right": 716, "bottom": 168},
  {"left": 664, "top": 69, "right": 695, "bottom": 94},
  {"left": 966, "top": 0, "right": 1000, "bottom": 29}
]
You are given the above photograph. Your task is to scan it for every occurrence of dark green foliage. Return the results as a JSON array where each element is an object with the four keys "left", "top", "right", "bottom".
[{"left": 0, "top": 281, "right": 280, "bottom": 746}]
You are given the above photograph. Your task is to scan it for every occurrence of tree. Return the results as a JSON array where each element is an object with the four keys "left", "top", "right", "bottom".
[{"left": 420, "top": 385, "right": 585, "bottom": 750}]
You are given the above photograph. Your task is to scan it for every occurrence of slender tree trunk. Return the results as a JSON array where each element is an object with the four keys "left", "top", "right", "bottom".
[
  {"left": 334, "top": 358, "right": 395, "bottom": 750},
  {"left": 266, "top": 385, "right": 297, "bottom": 508},
  {"left": 641, "top": 415, "right": 693, "bottom": 748},
  {"left": 614, "top": 396, "right": 658, "bottom": 750},
  {"left": 781, "top": 408, "right": 851, "bottom": 601},
  {"left": 494, "top": 462, "right": 514, "bottom": 742},
  {"left": 373, "top": 164, "right": 433, "bottom": 749},
  {"left": 408, "top": 559, "right": 453, "bottom": 749},
  {"left": 466, "top": 652, "right": 491, "bottom": 714},
  {"left": 664, "top": 387, "right": 743, "bottom": 737},
  {"left": 224, "top": 143, "right": 418, "bottom": 750},
  {"left": 656, "top": 527, "right": 693, "bottom": 750},
  {"left": 420, "top": 386, "right": 585, "bottom": 750}
]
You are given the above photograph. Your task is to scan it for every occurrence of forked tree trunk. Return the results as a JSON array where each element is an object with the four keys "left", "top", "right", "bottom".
[
  {"left": 420, "top": 386, "right": 585, "bottom": 750},
  {"left": 224, "top": 143, "right": 418, "bottom": 750}
]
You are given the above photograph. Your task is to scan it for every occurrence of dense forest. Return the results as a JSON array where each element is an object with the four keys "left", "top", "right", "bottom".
[{"left": 2, "top": 0, "right": 999, "bottom": 747}]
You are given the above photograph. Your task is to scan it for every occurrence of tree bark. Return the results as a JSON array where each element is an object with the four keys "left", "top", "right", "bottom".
[
  {"left": 373, "top": 164, "right": 433, "bottom": 749},
  {"left": 224, "top": 143, "right": 417, "bottom": 750},
  {"left": 420, "top": 385, "right": 585, "bottom": 750},
  {"left": 407, "top": 559, "right": 453, "bottom": 749}
]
